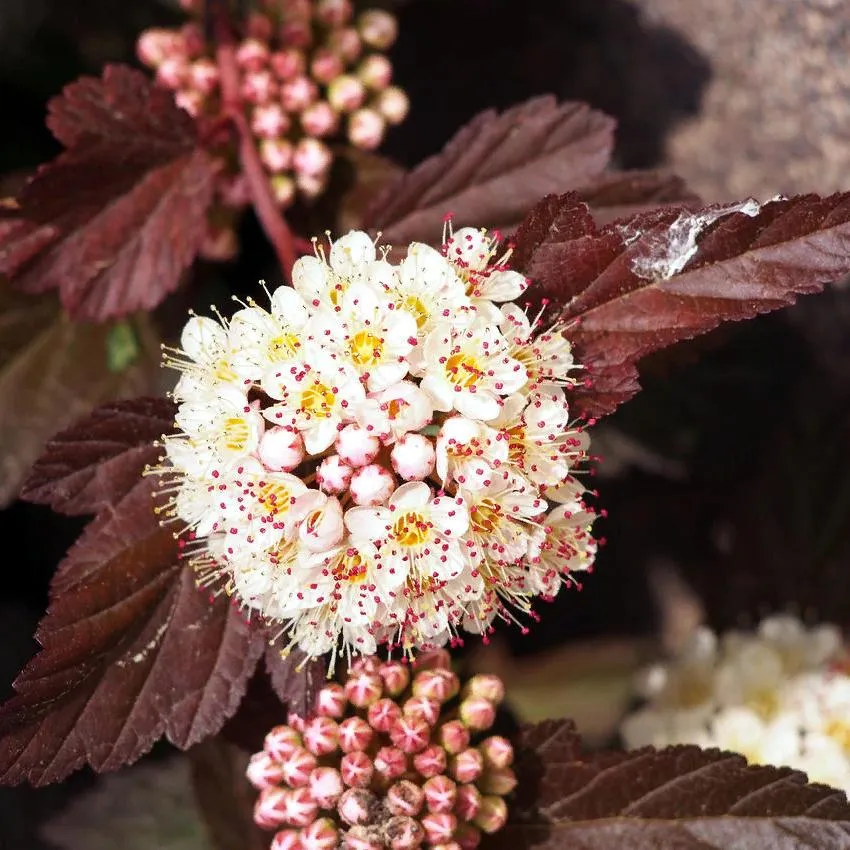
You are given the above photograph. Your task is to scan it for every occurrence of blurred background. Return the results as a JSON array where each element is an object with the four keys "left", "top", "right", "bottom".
[{"left": 2, "top": 0, "right": 850, "bottom": 847}]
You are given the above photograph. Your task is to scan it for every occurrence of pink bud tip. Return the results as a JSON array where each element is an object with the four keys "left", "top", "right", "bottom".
[
  {"left": 423, "top": 775, "right": 458, "bottom": 813},
  {"left": 341, "top": 750, "right": 375, "bottom": 788},
  {"left": 338, "top": 716, "right": 375, "bottom": 753},
  {"left": 264, "top": 724, "right": 303, "bottom": 762},
  {"left": 386, "top": 779, "right": 425, "bottom": 817},
  {"left": 421, "top": 812, "right": 457, "bottom": 845},
  {"left": 412, "top": 744, "right": 447, "bottom": 778}
]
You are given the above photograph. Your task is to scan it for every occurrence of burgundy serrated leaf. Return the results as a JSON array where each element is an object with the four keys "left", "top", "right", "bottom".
[
  {"left": 513, "top": 192, "right": 850, "bottom": 417},
  {"left": 0, "top": 65, "right": 218, "bottom": 321},
  {"left": 265, "top": 645, "right": 325, "bottom": 719},
  {"left": 364, "top": 97, "right": 615, "bottom": 245},
  {"left": 21, "top": 396, "right": 177, "bottom": 516},
  {"left": 0, "top": 476, "right": 263, "bottom": 787},
  {"left": 495, "top": 718, "right": 850, "bottom": 850}
]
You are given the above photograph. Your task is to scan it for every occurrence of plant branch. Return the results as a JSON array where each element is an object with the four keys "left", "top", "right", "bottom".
[{"left": 216, "top": 42, "right": 297, "bottom": 282}]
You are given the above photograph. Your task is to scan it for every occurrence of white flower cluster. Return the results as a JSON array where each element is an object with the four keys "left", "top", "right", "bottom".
[
  {"left": 160, "top": 228, "right": 596, "bottom": 662},
  {"left": 621, "top": 615, "right": 850, "bottom": 793}
]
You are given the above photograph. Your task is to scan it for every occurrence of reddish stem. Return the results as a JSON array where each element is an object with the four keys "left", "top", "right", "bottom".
[{"left": 216, "top": 42, "right": 297, "bottom": 282}]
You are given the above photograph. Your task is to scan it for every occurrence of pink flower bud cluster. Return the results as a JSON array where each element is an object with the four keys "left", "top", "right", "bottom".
[
  {"left": 247, "top": 655, "right": 514, "bottom": 850},
  {"left": 136, "top": 0, "right": 408, "bottom": 256}
]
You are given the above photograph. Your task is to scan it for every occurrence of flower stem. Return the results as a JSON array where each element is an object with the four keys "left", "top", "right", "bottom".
[{"left": 215, "top": 41, "right": 297, "bottom": 282}]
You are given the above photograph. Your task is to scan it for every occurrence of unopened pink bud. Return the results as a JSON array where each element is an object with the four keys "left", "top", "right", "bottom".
[
  {"left": 423, "top": 775, "right": 458, "bottom": 814},
  {"left": 246, "top": 11, "right": 274, "bottom": 41},
  {"left": 412, "top": 744, "right": 447, "bottom": 778},
  {"left": 403, "top": 695, "right": 440, "bottom": 726},
  {"left": 301, "top": 101, "right": 339, "bottom": 137},
  {"left": 294, "top": 137, "right": 334, "bottom": 177},
  {"left": 413, "top": 669, "right": 459, "bottom": 703},
  {"left": 348, "top": 108, "right": 386, "bottom": 151},
  {"left": 137, "top": 28, "right": 181, "bottom": 67},
  {"left": 282, "top": 76, "right": 318, "bottom": 111},
  {"left": 391, "top": 433, "right": 436, "bottom": 482},
  {"left": 271, "top": 829, "right": 303, "bottom": 850},
  {"left": 288, "top": 712, "right": 307, "bottom": 733},
  {"left": 438, "top": 720, "right": 470, "bottom": 755},
  {"left": 367, "top": 697, "right": 403, "bottom": 732},
  {"left": 265, "top": 725, "right": 303, "bottom": 762},
  {"left": 377, "top": 86, "right": 410, "bottom": 126},
  {"left": 474, "top": 796, "right": 507, "bottom": 834},
  {"left": 413, "top": 649, "right": 452, "bottom": 671},
  {"left": 389, "top": 714, "right": 431, "bottom": 754},
  {"left": 337, "top": 424, "right": 381, "bottom": 467},
  {"left": 344, "top": 825, "right": 383, "bottom": 850},
  {"left": 478, "top": 736, "right": 513, "bottom": 769},
  {"left": 247, "top": 750, "right": 285, "bottom": 790},
  {"left": 350, "top": 655, "right": 379, "bottom": 674},
  {"left": 189, "top": 58, "right": 219, "bottom": 95},
  {"left": 303, "top": 715, "right": 339, "bottom": 756},
  {"left": 253, "top": 104, "right": 292, "bottom": 141},
  {"left": 156, "top": 56, "right": 189, "bottom": 89},
  {"left": 280, "top": 18, "right": 313, "bottom": 49},
  {"left": 454, "top": 785, "right": 482, "bottom": 822},
  {"left": 317, "top": 681, "right": 347, "bottom": 717},
  {"left": 255, "top": 786, "right": 289, "bottom": 829},
  {"left": 358, "top": 9, "right": 398, "bottom": 50},
  {"left": 338, "top": 716, "right": 374, "bottom": 752},
  {"left": 295, "top": 170, "right": 328, "bottom": 200},
  {"left": 374, "top": 746, "right": 408, "bottom": 782},
  {"left": 259, "top": 426, "right": 304, "bottom": 471},
  {"left": 384, "top": 815, "right": 425, "bottom": 850},
  {"left": 386, "top": 779, "right": 425, "bottom": 817},
  {"left": 479, "top": 767, "right": 517, "bottom": 796},
  {"left": 237, "top": 38, "right": 270, "bottom": 72},
  {"left": 328, "top": 74, "right": 366, "bottom": 113},
  {"left": 459, "top": 697, "right": 496, "bottom": 731},
  {"left": 271, "top": 48, "right": 307, "bottom": 81},
  {"left": 344, "top": 670, "right": 383, "bottom": 707},
  {"left": 449, "top": 749, "right": 483, "bottom": 784},
  {"left": 242, "top": 69, "right": 278, "bottom": 104},
  {"left": 284, "top": 787, "right": 320, "bottom": 827},
  {"left": 350, "top": 464, "right": 395, "bottom": 506},
  {"left": 309, "top": 766, "right": 344, "bottom": 807},
  {"left": 271, "top": 174, "right": 297, "bottom": 208},
  {"left": 175, "top": 88, "right": 205, "bottom": 117},
  {"left": 465, "top": 675, "right": 505, "bottom": 705},
  {"left": 379, "top": 660, "right": 411, "bottom": 696},
  {"left": 316, "top": 0, "right": 353, "bottom": 26},
  {"left": 338, "top": 787, "right": 377, "bottom": 825},
  {"left": 301, "top": 817, "right": 339, "bottom": 850},
  {"left": 282, "top": 747, "right": 318, "bottom": 788},
  {"left": 421, "top": 812, "right": 457, "bottom": 845},
  {"left": 341, "top": 750, "right": 374, "bottom": 788},
  {"left": 317, "top": 455, "right": 353, "bottom": 494},
  {"left": 328, "top": 27, "right": 362, "bottom": 62},
  {"left": 357, "top": 54, "right": 393, "bottom": 90},
  {"left": 311, "top": 48, "right": 345, "bottom": 85}
]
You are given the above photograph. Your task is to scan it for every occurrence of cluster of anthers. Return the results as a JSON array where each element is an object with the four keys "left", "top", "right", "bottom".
[
  {"left": 137, "top": 0, "right": 406, "bottom": 256},
  {"left": 247, "top": 653, "right": 514, "bottom": 850},
  {"left": 621, "top": 614, "right": 850, "bottom": 793},
  {"left": 157, "top": 225, "right": 598, "bottom": 663}
]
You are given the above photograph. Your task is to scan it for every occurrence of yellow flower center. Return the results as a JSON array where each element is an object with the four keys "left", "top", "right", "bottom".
[
  {"left": 300, "top": 380, "right": 336, "bottom": 418},
  {"left": 746, "top": 689, "right": 780, "bottom": 720},
  {"left": 221, "top": 416, "right": 251, "bottom": 453},
  {"left": 257, "top": 481, "right": 294, "bottom": 518},
  {"left": 505, "top": 425, "right": 526, "bottom": 464},
  {"left": 445, "top": 352, "right": 483, "bottom": 389},
  {"left": 349, "top": 330, "right": 385, "bottom": 367},
  {"left": 825, "top": 718, "right": 850, "bottom": 753},
  {"left": 215, "top": 358, "right": 238, "bottom": 383},
  {"left": 334, "top": 549, "right": 369, "bottom": 583},
  {"left": 268, "top": 332, "right": 301, "bottom": 361},
  {"left": 470, "top": 499, "right": 503, "bottom": 535},
  {"left": 401, "top": 295, "right": 429, "bottom": 329},
  {"left": 393, "top": 510, "right": 431, "bottom": 547}
]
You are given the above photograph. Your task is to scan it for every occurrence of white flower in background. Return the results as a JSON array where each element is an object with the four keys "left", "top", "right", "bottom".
[
  {"left": 157, "top": 229, "right": 597, "bottom": 662},
  {"left": 621, "top": 615, "right": 850, "bottom": 795}
]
